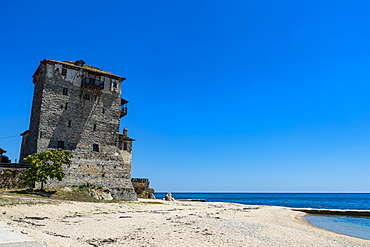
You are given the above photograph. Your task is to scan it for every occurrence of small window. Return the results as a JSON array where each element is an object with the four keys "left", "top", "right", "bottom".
[
  {"left": 93, "top": 144, "right": 99, "bottom": 152},
  {"left": 57, "top": 141, "right": 65, "bottom": 149},
  {"left": 93, "top": 124, "right": 97, "bottom": 131},
  {"left": 102, "top": 108, "right": 105, "bottom": 114},
  {"left": 62, "top": 68, "right": 67, "bottom": 76},
  {"left": 64, "top": 102, "right": 68, "bottom": 110},
  {"left": 124, "top": 142, "right": 128, "bottom": 151},
  {"left": 113, "top": 82, "right": 117, "bottom": 88},
  {"left": 85, "top": 94, "right": 91, "bottom": 100},
  {"left": 63, "top": 88, "right": 68, "bottom": 95},
  {"left": 68, "top": 120, "right": 71, "bottom": 127}
]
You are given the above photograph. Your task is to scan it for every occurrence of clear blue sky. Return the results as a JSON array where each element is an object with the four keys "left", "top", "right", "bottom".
[{"left": 1, "top": 0, "right": 370, "bottom": 192}]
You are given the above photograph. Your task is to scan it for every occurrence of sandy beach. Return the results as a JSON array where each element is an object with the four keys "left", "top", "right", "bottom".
[{"left": 0, "top": 198, "right": 369, "bottom": 247}]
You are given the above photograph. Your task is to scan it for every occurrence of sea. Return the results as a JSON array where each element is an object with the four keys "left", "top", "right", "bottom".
[{"left": 154, "top": 193, "right": 370, "bottom": 240}]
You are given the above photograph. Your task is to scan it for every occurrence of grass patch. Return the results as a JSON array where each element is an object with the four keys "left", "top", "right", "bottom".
[
  {"left": 0, "top": 185, "right": 123, "bottom": 203},
  {"left": 140, "top": 201, "right": 164, "bottom": 205},
  {"left": 10, "top": 189, "right": 57, "bottom": 197},
  {"left": 54, "top": 190, "right": 95, "bottom": 202},
  {"left": 0, "top": 187, "right": 97, "bottom": 203},
  {"left": 0, "top": 196, "right": 57, "bottom": 207},
  {"left": 0, "top": 184, "right": 141, "bottom": 204}
]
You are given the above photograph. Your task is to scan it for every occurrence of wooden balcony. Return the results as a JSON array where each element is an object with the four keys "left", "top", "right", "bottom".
[
  {"left": 120, "top": 104, "right": 128, "bottom": 117},
  {"left": 120, "top": 98, "right": 129, "bottom": 118},
  {"left": 81, "top": 78, "right": 104, "bottom": 89}
]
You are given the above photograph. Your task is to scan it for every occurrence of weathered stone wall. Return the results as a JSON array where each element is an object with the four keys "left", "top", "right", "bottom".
[
  {"left": 0, "top": 168, "right": 29, "bottom": 189},
  {"left": 131, "top": 178, "right": 155, "bottom": 199},
  {"left": 19, "top": 70, "right": 45, "bottom": 161},
  {"left": 20, "top": 60, "right": 137, "bottom": 200},
  {"left": 47, "top": 150, "right": 136, "bottom": 200}
]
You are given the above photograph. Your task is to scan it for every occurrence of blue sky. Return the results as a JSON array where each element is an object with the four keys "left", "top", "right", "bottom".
[{"left": 1, "top": 0, "right": 370, "bottom": 192}]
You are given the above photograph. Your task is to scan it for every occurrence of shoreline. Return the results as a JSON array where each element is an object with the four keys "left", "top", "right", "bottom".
[
  {"left": 302, "top": 213, "right": 370, "bottom": 241},
  {"left": 293, "top": 208, "right": 370, "bottom": 216},
  {"left": 297, "top": 213, "right": 351, "bottom": 239},
  {"left": 0, "top": 198, "right": 369, "bottom": 246},
  {"left": 292, "top": 208, "right": 370, "bottom": 240}
]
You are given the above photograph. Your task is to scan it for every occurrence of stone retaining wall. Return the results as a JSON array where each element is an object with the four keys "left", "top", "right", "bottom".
[
  {"left": 131, "top": 178, "right": 155, "bottom": 199},
  {"left": 0, "top": 168, "right": 29, "bottom": 189}
]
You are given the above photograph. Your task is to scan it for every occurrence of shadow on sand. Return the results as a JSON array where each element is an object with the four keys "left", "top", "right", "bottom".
[{"left": 9, "top": 189, "right": 57, "bottom": 198}]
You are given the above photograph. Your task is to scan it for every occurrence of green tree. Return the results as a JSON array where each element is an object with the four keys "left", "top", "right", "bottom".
[{"left": 23, "top": 149, "right": 73, "bottom": 190}]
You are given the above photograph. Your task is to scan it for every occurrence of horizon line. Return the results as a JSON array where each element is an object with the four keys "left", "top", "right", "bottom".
[{"left": 154, "top": 191, "right": 370, "bottom": 193}]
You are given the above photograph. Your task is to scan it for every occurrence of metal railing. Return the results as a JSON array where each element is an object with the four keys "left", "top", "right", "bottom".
[
  {"left": 131, "top": 178, "right": 149, "bottom": 183},
  {"left": 0, "top": 163, "right": 30, "bottom": 169},
  {"left": 120, "top": 105, "right": 128, "bottom": 117}
]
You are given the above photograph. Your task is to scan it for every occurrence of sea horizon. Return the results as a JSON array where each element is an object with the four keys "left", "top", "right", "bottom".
[
  {"left": 154, "top": 192, "right": 370, "bottom": 210},
  {"left": 156, "top": 191, "right": 370, "bottom": 193}
]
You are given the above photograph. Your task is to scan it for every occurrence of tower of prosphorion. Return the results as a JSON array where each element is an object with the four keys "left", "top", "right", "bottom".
[{"left": 19, "top": 59, "right": 137, "bottom": 200}]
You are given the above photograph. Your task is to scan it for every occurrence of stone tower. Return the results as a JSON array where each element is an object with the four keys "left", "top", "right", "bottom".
[{"left": 20, "top": 59, "right": 137, "bottom": 200}]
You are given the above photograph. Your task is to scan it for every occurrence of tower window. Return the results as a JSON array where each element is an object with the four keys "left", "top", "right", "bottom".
[
  {"left": 89, "top": 78, "right": 96, "bottom": 84},
  {"left": 62, "top": 68, "right": 67, "bottom": 76},
  {"left": 68, "top": 120, "right": 71, "bottom": 127},
  {"left": 93, "top": 124, "right": 97, "bottom": 131},
  {"left": 93, "top": 144, "right": 99, "bottom": 152},
  {"left": 62, "top": 88, "right": 68, "bottom": 95},
  {"left": 57, "top": 141, "right": 65, "bottom": 149},
  {"left": 124, "top": 142, "right": 128, "bottom": 151},
  {"left": 85, "top": 94, "right": 91, "bottom": 100},
  {"left": 113, "top": 82, "right": 117, "bottom": 88},
  {"left": 102, "top": 108, "right": 105, "bottom": 114}
]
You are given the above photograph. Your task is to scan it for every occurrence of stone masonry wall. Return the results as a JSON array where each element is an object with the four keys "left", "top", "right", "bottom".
[
  {"left": 0, "top": 168, "right": 29, "bottom": 189},
  {"left": 20, "top": 60, "right": 137, "bottom": 200},
  {"left": 47, "top": 150, "right": 136, "bottom": 200},
  {"left": 131, "top": 178, "right": 155, "bottom": 199}
]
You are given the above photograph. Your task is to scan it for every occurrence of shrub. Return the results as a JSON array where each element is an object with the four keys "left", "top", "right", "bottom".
[{"left": 23, "top": 149, "right": 73, "bottom": 190}]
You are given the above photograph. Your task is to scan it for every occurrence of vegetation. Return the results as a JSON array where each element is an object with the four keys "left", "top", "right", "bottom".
[
  {"left": 75, "top": 182, "right": 99, "bottom": 190},
  {"left": 0, "top": 193, "right": 58, "bottom": 206},
  {"left": 23, "top": 149, "right": 73, "bottom": 190},
  {"left": 139, "top": 201, "right": 164, "bottom": 205},
  {"left": 0, "top": 185, "right": 114, "bottom": 203}
]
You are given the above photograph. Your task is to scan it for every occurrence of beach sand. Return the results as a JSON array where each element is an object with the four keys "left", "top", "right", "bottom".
[{"left": 0, "top": 198, "right": 369, "bottom": 247}]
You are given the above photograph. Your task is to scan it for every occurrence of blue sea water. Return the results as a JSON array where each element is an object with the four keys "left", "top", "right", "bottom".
[
  {"left": 154, "top": 193, "right": 370, "bottom": 240},
  {"left": 305, "top": 215, "right": 370, "bottom": 240}
]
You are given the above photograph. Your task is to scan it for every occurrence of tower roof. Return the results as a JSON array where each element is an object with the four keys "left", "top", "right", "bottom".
[{"left": 36, "top": 59, "right": 126, "bottom": 81}]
